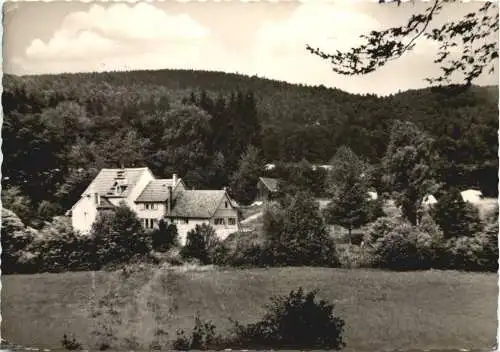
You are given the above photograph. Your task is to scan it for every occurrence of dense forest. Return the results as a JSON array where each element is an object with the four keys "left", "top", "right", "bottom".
[{"left": 2, "top": 69, "right": 498, "bottom": 225}]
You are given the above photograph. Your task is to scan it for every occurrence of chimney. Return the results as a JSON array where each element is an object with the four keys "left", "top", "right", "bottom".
[
  {"left": 167, "top": 186, "right": 173, "bottom": 215},
  {"left": 172, "top": 173, "right": 178, "bottom": 186}
]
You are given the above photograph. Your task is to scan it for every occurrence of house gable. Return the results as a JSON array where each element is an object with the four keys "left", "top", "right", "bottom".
[
  {"left": 259, "top": 177, "right": 280, "bottom": 193},
  {"left": 70, "top": 167, "right": 153, "bottom": 234},
  {"left": 135, "top": 178, "right": 186, "bottom": 203}
]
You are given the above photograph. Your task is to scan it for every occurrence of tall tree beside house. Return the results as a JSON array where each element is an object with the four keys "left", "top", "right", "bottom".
[
  {"left": 326, "top": 146, "right": 369, "bottom": 199},
  {"left": 289, "top": 158, "right": 316, "bottom": 193},
  {"left": 324, "top": 147, "right": 372, "bottom": 242},
  {"left": 181, "top": 224, "right": 221, "bottom": 265},
  {"left": 382, "top": 120, "right": 440, "bottom": 225},
  {"left": 152, "top": 220, "right": 179, "bottom": 252},
  {"left": 91, "top": 203, "right": 150, "bottom": 267},
  {"left": 264, "top": 190, "right": 338, "bottom": 267},
  {"left": 323, "top": 180, "right": 371, "bottom": 244},
  {"left": 229, "top": 145, "right": 266, "bottom": 206},
  {"left": 431, "top": 187, "right": 483, "bottom": 239}
]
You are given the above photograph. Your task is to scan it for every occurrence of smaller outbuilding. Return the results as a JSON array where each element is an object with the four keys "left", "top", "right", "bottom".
[{"left": 256, "top": 177, "right": 280, "bottom": 202}]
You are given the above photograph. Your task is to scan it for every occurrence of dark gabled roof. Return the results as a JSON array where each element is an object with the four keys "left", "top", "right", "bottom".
[
  {"left": 169, "top": 190, "right": 229, "bottom": 219},
  {"left": 83, "top": 167, "right": 150, "bottom": 198},
  {"left": 97, "top": 197, "right": 116, "bottom": 210},
  {"left": 259, "top": 177, "right": 280, "bottom": 192},
  {"left": 135, "top": 179, "right": 176, "bottom": 203}
]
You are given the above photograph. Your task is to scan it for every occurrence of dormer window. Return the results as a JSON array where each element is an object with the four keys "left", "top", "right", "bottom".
[{"left": 112, "top": 180, "right": 128, "bottom": 195}]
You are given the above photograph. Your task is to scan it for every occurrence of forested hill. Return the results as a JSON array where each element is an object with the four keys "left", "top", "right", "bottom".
[{"left": 2, "top": 69, "right": 498, "bottom": 220}]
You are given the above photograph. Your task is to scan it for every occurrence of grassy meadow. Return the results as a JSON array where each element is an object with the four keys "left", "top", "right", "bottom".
[{"left": 2, "top": 266, "right": 497, "bottom": 351}]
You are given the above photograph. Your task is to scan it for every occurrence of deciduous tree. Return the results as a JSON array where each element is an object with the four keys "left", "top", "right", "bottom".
[
  {"left": 382, "top": 120, "right": 439, "bottom": 225},
  {"left": 229, "top": 145, "right": 265, "bottom": 205}
]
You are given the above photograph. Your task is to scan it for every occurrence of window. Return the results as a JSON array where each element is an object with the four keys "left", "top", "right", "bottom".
[
  {"left": 144, "top": 203, "right": 158, "bottom": 210},
  {"left": 214, "top": 218, "right": 225, "bottom": 225},
  {"left": 143, "top": 218, "right": 156, "bottom": 229},
  {"left": 184, "top": 218, "right": 189, "bottom": 224},
  {"left": 225, "top": 201, "right": 228, "bottom": 208},
  {"left": 228, "top": 218, "right": 236, "bottom": 226}
]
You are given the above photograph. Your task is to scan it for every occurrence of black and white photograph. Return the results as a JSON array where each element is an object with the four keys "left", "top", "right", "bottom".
[{"left": 1, "top": 0, "right": 499, "bottom": 351}]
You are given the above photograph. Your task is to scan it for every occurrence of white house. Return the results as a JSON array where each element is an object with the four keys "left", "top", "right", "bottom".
[
  {"left": 69, "top": 167, "right": 154, "bottom": 234},
  {"left": 164, "top": 190, "right": 241, "bottom": 245},
  {"left": 134, "top": 174, "right": 186, "bottom": 230},
  {"left": 69, "top": 167, "right": 240, "bottom": 243}
]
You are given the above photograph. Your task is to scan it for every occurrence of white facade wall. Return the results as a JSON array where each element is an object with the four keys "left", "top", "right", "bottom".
[
  {"left": 168, "top": 217, "right": 240, "bottom": 246},
  {"left": 71, "top": 195, "right": 99, "bottom": 234},
  {"left": 171, "top": 219, "right": 210, "bottom": 246},
  {"left": 71, "top": 169, "right": 154, "bottom": 234},
  {"left": 136, "top": 203, "right": 167, "bottom": 220}
]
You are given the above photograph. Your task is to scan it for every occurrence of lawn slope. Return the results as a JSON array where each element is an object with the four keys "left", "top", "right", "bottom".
[{"left": 2, "top": 266, "right": 497, "bottom": 351}]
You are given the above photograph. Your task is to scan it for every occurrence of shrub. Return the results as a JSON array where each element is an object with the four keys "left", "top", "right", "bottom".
[
  {"left": 1, "top": 208, "right": 37, "bottom": 274},
  {"left": 362, "top": 216, "right": 404, "bottom": 246},
  {"left": 431, "top": 188, "right": 483, "bottom": 239},
  {"left": 37, "top": 200, "right": 63, "bottom": 222},
  {"left": 173, "top": 314, "right": 221, "bottom": 350},
  {"left": 443, "top": 236, "right": 485, "bottom": 271},
  {"left": 91, "top": 203, "right": 151, "bottom": 267},
  {"left": 1, "top": 187, "right": 33, "bottom": 226},
  {"left": 475, "top": 222, "right": 498, "bottom": 272},
  {"left": 28, "top": 217, "right": 98, "bottom": 273},
  {"left": 181, "top": 224, "right": 221, "bottom": 265},
  {"left": 336, "top": 243, "right": 374, "bottom": 269},
  {"left": 229, "top": 244, "right": 270, "bottom": 267},
  {"left": 264, "top": 191, "right": 339, "bottom": 267},
  {"left": 61, "top": 333, "right": 83, "bottom": 350},
  {"left": 220, "top": 230, "right": 270, "bottom": 267},
  {"left": 226, "top": 287, "right": 345, "bottom": 350},
  {"left": 368, "top": 198, "right": 386, "bottom": 222},
  {"left": 373, "top": 223, "right": 434, "bottom": 271},
  {"left": 152, "top": 221, "right": 178, "bottom": 252}
]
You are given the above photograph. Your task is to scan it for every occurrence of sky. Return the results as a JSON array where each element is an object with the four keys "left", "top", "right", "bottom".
[{"left": 3, "top": 0, "right": 498, "bottom": 95}]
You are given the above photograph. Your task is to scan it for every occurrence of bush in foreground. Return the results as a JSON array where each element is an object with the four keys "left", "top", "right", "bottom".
[
  {"left": 227, "top": 287, "right": 345, "bottom": 350},
  {"left": 173, "top": 287, "right": 345, "bottom": 350},
  {"left": 173, "top": 314, "right": 221, "bottom": 350}
]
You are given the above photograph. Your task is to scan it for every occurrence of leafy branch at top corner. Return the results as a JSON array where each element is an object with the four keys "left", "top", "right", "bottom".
[{"left": 305, "top": 0, "right": 499, "bottom": 85}]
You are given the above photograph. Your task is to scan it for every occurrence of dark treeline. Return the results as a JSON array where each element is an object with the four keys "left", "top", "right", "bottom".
[{"left": 2, "top": 70, "right": 498, "bottom": 225}]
